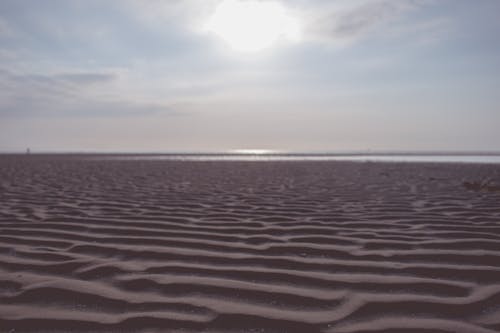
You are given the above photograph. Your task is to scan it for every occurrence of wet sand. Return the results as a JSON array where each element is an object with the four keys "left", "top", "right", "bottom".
[{"left": 1, "top": 155, "right": 500, "bottom": 332}]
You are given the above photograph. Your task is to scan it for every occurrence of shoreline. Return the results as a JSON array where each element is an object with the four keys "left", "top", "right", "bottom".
[{"left": 3, "top": 152, "right": 500, "bottom": 164}]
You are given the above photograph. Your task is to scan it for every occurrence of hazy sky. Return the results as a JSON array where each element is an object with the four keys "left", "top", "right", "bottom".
[{"left": 1, "top": 0, "right": 499, "bottom": 152}]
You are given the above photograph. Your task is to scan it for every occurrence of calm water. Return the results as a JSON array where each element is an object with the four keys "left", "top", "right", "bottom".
[{"left": 94, "top": 154, "right": 500, "bottom": 164}]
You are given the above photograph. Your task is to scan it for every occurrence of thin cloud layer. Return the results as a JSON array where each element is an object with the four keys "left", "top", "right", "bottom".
[
  {"left": 0, "top": 0, "right": 499, "bottom": 152},
  {"left": 0, "top": 69, "right": 174, "bottom": 118},
  {"left": 297, "top": 0, "right": 438, "bottom": 45}
]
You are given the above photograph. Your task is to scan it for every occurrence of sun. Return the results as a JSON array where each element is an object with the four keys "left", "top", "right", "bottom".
[{"left": 206, "top": 0, "right": 300, "bottom": 52}]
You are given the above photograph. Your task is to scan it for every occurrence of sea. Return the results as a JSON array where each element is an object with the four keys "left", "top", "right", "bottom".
[{"left": 89, "top": 152, "right": 500, "bottom": 164}]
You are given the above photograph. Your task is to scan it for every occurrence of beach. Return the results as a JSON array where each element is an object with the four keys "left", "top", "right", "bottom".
[{"left": 1, "top": 155, "right": 500, "bottom": 332}]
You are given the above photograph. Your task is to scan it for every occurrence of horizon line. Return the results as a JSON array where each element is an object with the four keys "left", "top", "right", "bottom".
[{"left": 2, "top": 150, "right": 500, "bottom": 156}]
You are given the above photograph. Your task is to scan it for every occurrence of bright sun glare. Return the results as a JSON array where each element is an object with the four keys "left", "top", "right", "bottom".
[{"left": 206, "top": 0, "right": 300, "bottom": 52}]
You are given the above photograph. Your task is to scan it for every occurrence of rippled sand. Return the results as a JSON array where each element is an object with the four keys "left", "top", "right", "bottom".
[{"left": 1, "top": 155, "right": 500, "bottom": 332}]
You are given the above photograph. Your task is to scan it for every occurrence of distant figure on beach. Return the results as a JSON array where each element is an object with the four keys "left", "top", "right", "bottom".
[{"left": 26, "top": 148, "right": 30, "bottom": 154}]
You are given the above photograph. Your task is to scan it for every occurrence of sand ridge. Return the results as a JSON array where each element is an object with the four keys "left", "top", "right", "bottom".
[{"left": 1, "top": 155, "right": 500, "bottom": 332}]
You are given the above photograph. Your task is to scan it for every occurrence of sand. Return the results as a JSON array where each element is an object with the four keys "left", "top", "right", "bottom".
[{"left": 1, "top": 155, "right": 500, "bottom": 333}]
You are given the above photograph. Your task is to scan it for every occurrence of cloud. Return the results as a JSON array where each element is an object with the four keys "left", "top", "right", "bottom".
[
  {"left": 122, "top": 0, "right": 445, "bottom": 49},
  {"left": 0, "top": 17, "right": 14, "bottom": 37},
  {"left": 331, "top": 1, "right": 416, "bottom": 37},
  {"left": 0, "top": 68, "right": 176, "bottom": 117},
  {"left": 0, "top": 69, "right": 116, "bottom": 101},
  {"left": 56, "top": 73, "right": 116, "bottom": 85},
  {"left": 303, "top": 0, "right": 436, "bottom": 44}
]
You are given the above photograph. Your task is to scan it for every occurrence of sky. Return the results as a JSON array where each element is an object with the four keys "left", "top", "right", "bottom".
[{"left": 0, "top": 0, "right": 499, "bottom": 153}]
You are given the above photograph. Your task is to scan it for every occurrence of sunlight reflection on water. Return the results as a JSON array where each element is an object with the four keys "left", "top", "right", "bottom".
[{"left": 92, "top": 154, "right": 500, "bottom": 164}]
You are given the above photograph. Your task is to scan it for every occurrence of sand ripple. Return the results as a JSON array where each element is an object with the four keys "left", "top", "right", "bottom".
[{"left": 1, "top": 156, "right": 500, "bottom": 332}]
